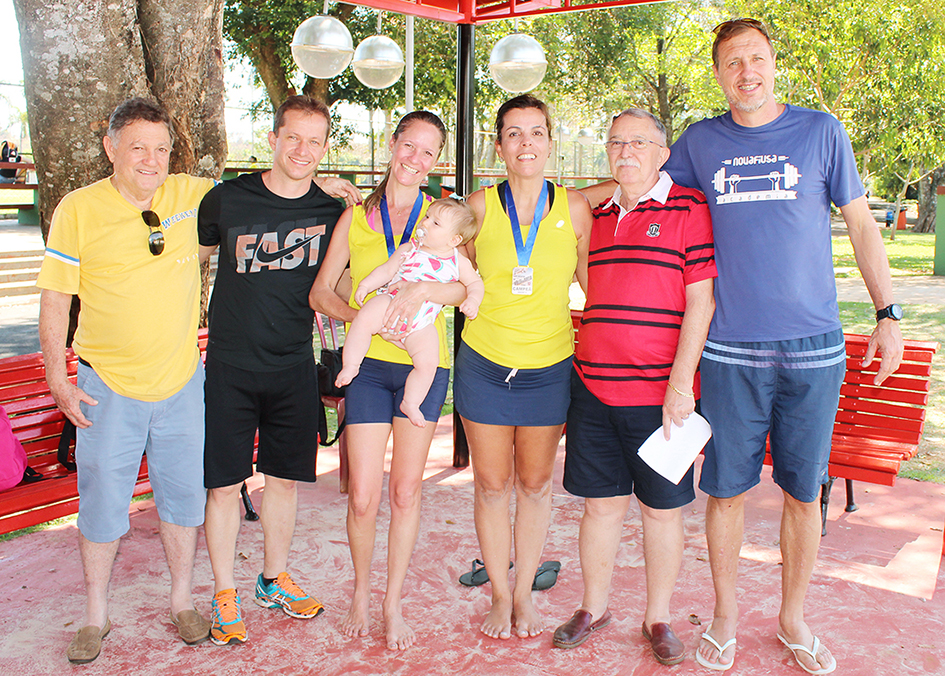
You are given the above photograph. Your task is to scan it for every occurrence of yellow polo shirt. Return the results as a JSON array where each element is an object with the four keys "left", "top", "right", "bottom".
[{"left": 37, "top": 174, "right": 215, "bottom": 401}]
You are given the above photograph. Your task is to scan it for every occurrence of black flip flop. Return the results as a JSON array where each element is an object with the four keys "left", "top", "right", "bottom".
[
  {"left": 532, "top": 560, "right": 561, "bottom": 591},
  {"left": 459, "top": 559, "right": 513, "bottom": 587}
]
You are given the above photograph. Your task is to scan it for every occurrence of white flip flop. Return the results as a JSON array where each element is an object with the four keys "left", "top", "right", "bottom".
[
  {"left": 695, "top": 629, "right": 736, "bottom": 671},
  {"left": 777, "top": 633, "right": 837, "bottom": 675}
]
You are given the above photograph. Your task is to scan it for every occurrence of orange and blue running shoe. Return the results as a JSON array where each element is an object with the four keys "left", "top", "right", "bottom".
[
  {"left": 254, "top": 572, "right": 324, "bottom": 619},
  {"left": 210, "top": 588, "right": 247, "bottom": 646}
]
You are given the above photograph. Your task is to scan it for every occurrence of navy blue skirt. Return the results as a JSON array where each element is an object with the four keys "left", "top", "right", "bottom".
[{"left": 454, "top": 341, "right": 571, "bottom": 426}]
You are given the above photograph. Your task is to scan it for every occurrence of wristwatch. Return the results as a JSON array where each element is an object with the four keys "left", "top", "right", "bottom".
[{"left": 876, "top": 304, "right": 903, "bottom": 322}]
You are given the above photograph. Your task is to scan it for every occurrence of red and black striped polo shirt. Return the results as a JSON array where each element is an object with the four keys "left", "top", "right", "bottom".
[{"left": 575, "top": 178, "right": 716, "bottom": 406}]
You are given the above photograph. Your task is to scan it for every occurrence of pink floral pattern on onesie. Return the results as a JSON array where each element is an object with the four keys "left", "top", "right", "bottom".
[{"left": 385, "top": 239, "right": 460, "bottom": 333}]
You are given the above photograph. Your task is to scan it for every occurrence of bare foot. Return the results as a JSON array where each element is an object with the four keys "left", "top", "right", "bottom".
[
  {"left": 512, "top": 595, "right": 543, "bottom": 638},
  {"left": 336, "top": 365, "right": 359, "bottom": 388},
  {"left": 777, "top": 621, "right": 836, "bottom": 674},
  {"left": 480, "top": 597, "right": 513, "bottom": 639},
  {"left": 399, "top": 401, "right": 426, "bottom": 428},
  {"left": 383, "top": 608, "right": 416, "bottom": 650},
  {"left": 697, "top": 619, "right": 737, "bottom": 670},
  {"left": 340, "top": 595, "right": 371, "bottom": 638}
]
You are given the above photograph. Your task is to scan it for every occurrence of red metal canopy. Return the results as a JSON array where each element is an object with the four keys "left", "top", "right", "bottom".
[{"left": 345, "top": 0, "right": 658, "bottom": 24}]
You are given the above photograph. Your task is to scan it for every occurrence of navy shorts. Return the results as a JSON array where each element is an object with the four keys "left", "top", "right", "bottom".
[
  {"left": 699, "top": 330, "right": 846, "bottom": 503},
  {"left": 344, "top": 357, "right": 450, "bottom": 425},
  {"left": 204, "top": 355, "right": 320, "bottom": 488},
  {"left": 454, "top": 341, "right": 571, "bottom": 427},
  {"left": 564, "top": 369, "right": 695, "bottom": 509}
]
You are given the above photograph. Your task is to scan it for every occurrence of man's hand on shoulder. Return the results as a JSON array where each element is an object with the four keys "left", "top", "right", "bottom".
[
  {"left": 863, "top": 318, "right": 903, "bottom": 385},
  {"left": 315, "top": 176, "right": 361, "bottom": 207},
  {"left": 49, "top": 378, "right": 97, "bottom": 429}
]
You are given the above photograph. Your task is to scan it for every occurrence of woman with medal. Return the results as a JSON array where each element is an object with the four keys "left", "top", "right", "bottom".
[
  {"left": 456, "top": 95, "right": 591, "bottom": 639},
  {"left": 309, "top": 111, "right": 465, "bottom": 650}
]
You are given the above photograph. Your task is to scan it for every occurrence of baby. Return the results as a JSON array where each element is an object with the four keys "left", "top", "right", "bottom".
[{"left": 336, "top": 198, "right": 483, "bottom": 427}]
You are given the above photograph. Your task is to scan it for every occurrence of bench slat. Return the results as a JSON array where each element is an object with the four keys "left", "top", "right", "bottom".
[
  {"left": 843, "top": 337, "right": 938, "bottom": 363},
  {"left": 826, "top": 463, "right": 898, "bottom": 487},
  {"left": 837, "top": 396, "right": 927, "bottom": 421},
  {"left": 833, "top": 423, "right": 923, "bottom": 449},
  {"left": 845, "top": 359, "right": 932, "bottom": 378},
  {"left": 834, "top": 409, "right": 924, "bottom": 434},
  {"left": 842, "top": 371, "right": 931, "bottom": 393},
  {"left": 839, "top": 383, "right": 929, "bottom": 407},
  {"left": 831, "top": 434, "right": 917, "bottom": 458}
]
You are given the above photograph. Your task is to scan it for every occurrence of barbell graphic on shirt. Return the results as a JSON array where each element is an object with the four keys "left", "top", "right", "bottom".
[{"left": 712, "top": 163, "right": 801, "bottom": 194}]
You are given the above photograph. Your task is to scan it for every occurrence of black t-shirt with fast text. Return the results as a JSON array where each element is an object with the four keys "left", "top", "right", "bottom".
[{"left": 198, "top": 171, "right": 343, "bottom": 371}]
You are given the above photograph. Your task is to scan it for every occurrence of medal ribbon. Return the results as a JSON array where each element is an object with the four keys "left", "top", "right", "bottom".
[
  {"left": 505, "top": 180, "right": 549, "bottom": 267},
  {"left": 380, "top": 191, "right": 425, "bottom": 257}
]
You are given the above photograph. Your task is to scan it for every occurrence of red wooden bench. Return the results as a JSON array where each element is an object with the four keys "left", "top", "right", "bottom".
[
  {"left": 570, "top": 311, "right": 939, "bottom": 535},
  {"left": 800, "top": 334, "right": 939, "bottom": 534},
  {"left": 0, "top": 314, "right": 353, "bottom": 536},
  {"left": 0, "top": 330, "right": 266, "bottom": 536},
  {"left": 0, "top": 338, "right": 170, "bottom": 535}
]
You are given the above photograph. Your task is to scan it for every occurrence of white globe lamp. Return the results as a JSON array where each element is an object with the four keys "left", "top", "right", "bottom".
[
  {"left": 352, "top": 35, "right": 405, "bottom": 89},
  {"left": 291, "top": 16, "right": 354, "bottom": 79},
  {"left": 489, "top": 34, "right": 547, "bottom": 93}
]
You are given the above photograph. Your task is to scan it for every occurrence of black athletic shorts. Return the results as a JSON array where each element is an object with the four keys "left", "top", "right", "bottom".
[{"left": 204, "top": 355, "right": 320, "bottom": 488}]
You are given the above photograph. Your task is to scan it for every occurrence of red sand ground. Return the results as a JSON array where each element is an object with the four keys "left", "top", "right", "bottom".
[{"left": 1, "top": 415, "right": 943, "bottom": 675}]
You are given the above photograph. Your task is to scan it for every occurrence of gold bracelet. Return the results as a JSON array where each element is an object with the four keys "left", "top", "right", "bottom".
[{"left": 668, "top": 381, "right": 695, "bottom": 398}]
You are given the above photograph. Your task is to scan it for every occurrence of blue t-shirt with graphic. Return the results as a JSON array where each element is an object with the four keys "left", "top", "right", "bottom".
[{"left": 664, "top": 104, "right": 864, "bottom": 342}]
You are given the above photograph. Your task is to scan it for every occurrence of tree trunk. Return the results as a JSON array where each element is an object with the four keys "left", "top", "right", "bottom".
[
  {"left": 890, "top": 161, "right": 913, "bottom": 243},
  {"left": 916, "top": 164, "right": 944, "bottom": 233},
  {"left": 138, "top": 0, "right": 227, "bottom": 179},
  {"left": 15, "top": 0, "right": 228, "bottom": 331},
  {"left": 14, "top": 0, "right": 150, "bottom": 239},
  {"left": 655, "top": 36, "right": 673, "bottom": 143},
  {"left": 254, "top": 31, "right": 299, "bottom": 111}
]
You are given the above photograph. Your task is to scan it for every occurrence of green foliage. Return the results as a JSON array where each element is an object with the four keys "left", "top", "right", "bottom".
[
  {"left": 225, "top": 0, "right": 945, "bottom": 192},
  {"left": 732, "top": 0, "right": 945, "bottom": 200},
  {"left": 529, "top": 3, "right": 725, "bottom": 141}
]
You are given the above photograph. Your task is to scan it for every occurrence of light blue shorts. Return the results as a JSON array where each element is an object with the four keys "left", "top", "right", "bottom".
[{"left": 76, "top": 363, "right": 206, "bottom": 542}]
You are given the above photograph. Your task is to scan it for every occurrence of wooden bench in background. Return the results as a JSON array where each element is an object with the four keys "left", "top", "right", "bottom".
[{"left": 0, "top": 161, "right": 38, "bottom": 225}]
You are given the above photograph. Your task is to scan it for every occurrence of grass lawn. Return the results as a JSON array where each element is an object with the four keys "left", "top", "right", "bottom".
[{"left": 833, "top": 228, "right": 935, "bottom": 276}]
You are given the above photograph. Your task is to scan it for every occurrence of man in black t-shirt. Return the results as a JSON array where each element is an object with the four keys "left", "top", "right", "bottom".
[{"left": 198, "top": 96, "right": 346, "bottom": 646}]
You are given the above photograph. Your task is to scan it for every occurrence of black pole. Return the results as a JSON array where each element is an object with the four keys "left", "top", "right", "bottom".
[{"left": 452, "top": 22, "right": 475, "bottom": 468}]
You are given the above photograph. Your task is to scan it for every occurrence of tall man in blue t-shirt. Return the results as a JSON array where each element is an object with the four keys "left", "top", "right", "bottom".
[{"left": 663, "top": 18, "right": 902, "bottom": 674}]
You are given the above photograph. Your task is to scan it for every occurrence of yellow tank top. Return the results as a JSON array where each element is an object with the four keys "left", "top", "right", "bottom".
[
  {"left": 462, "top": 182, "right": 577, "bottom": 368},
  {"left": 347, "top": 198, "right": 450, "bottom": 368}
]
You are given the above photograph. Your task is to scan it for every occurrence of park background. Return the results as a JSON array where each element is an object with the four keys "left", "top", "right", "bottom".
[{"left": 1, "top": 2, "right": 945, "bottom": 673}]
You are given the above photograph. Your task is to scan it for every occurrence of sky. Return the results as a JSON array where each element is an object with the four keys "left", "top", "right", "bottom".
[{"left": 0, "top": 1, "right": 25, "bottom": 146}]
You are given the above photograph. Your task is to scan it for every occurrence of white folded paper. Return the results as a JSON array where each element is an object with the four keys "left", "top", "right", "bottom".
[{"left": 637, "top": 412, "right": 712, "bottom": 485}]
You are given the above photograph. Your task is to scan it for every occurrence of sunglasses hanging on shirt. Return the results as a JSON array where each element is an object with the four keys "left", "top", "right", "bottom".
[{"left": 142, "top": 210, "right": 164, "bottom": 256}]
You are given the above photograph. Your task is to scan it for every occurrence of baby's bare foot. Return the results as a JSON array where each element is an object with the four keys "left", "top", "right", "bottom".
[{"left": 400, "top": 401, "right": 426, "bottom": 428}]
